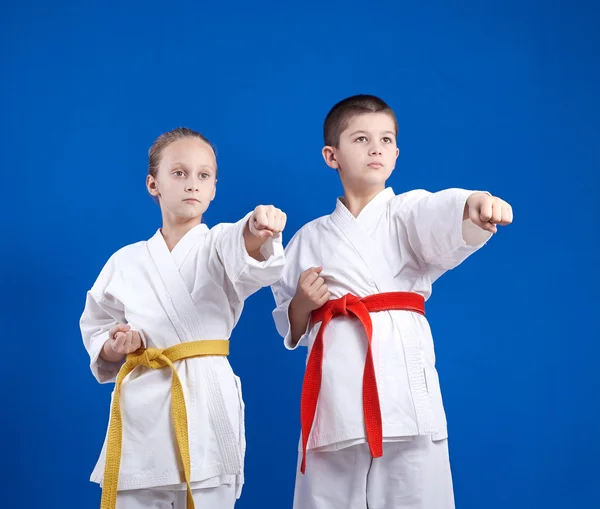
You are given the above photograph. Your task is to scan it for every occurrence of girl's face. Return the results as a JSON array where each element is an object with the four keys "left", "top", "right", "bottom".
[{"left": 147, "top": 137, "right": 217, "bottom": 222}]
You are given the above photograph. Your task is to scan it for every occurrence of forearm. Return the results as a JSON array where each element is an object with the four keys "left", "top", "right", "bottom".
[
  {"left": 243, "top": 221, "right": 268, "bottom": 261},
  {"left": 288, "top": 298, "right": 312, "bottom": 347},
  {"left": 406, "top": 189, "right": 489, "bottom": 268},
  {"left": 463, "top": 201, "right": 470, "bottom": 221},
  {"left": 99, "top": 338, "right": 125, "bottom": 363}
]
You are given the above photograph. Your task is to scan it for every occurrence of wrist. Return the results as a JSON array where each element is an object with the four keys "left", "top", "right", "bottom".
[
  {"left": 244, "top": 221, "right": 268, "bottom": 253},
  {"left": 101, "top": 338, "right": 124, "bottom": 363},
  {"left": 290, "top": 296, "right": 312, "bottom": 320},
  {"left": 464, "top": 191, "right": 492, "bottom": 220}
]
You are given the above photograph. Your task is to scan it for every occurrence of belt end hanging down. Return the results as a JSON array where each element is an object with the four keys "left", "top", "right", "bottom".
[{"left": 368, "top": 441, "right": 384, "bottom": 459}]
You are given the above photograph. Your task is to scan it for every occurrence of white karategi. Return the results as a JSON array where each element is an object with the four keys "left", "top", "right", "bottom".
[
  {"left": 80, "top": 212, "right": 285, "bottom": 508},
  {"left": 271, "top": 188, "right": 491, "bottom": 509}
]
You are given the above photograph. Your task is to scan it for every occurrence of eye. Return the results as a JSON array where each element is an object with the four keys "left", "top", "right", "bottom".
[
  {"left": 355, "top": 136, "right": 368, "bottom": 143},
  {"left": 200, "top": 172, "right": 210, "bottom": 179},
  {"left": 382, "top": 137, "right": 393, "bottom": 143},
  {"left": 172, "top": 169, "right": 185, "bottom": 177}
]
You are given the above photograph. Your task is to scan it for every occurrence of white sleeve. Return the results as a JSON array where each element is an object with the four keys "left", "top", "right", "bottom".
[
  {"left": 271, "top": 230, "right": 312, "bottom": 350},
  {"left": 79, "top": 256, "right": 128, "bottom": 384},
  {"left": 215, "top": 212, "right": 286, "bottom": 301},
  {"left": 398, "top": 188, "right": 492, "bottom": 270}
]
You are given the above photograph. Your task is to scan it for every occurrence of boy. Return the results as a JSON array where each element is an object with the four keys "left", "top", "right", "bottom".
[{"left": 271, "top": 95, "right": 512, "bottom": 508}]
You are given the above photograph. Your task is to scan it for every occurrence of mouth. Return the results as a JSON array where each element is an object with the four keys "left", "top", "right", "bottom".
[
  {"left": 183, "top": 198, "right": 200, "bottom": 204},
  {"left": 368, "top": 162, "right": 384, "bottom": 169}
]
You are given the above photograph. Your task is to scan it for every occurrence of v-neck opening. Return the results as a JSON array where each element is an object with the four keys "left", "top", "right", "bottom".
[
  {"left": 335, "top": 188, "right": 395, "bottom": 230},
  {"left": 155, "top": 223, "right": 209, "bottom": 268}
]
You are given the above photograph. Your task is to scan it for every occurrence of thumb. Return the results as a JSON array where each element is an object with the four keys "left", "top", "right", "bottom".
[
  {"left": 305, "top": 266, "right": 323, "bottom": 275},
  {"left": 469, "top": 205, "right": 485, "bottom": 228},
  {"left": 301, "top": 266, "right": 323, "bottom": 280},
  {"left": 110, "top": 323, "right": 130, "bottom": 338},
  {"left": 250, "top": 219, "right": 269, "bottom": 237},
  {"left": 113, "top": 331, "right": 126, "bottom": 341},
  {"left": 469, "top": 207, "right": 496, "bottom": 233},
  {"left": 257, "top": 229, "right": 273, "bottom": 238}
]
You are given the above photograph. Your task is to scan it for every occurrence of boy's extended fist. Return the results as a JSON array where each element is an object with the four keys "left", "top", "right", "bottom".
[{"left": 466, "top": 192, "right": 513, "bottom": 234}]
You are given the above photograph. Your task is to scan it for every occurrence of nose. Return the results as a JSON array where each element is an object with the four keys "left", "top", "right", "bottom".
[
  {"left": 185, "top": 176, "right": 200, "bottom": 192},
  {"left": 368, "top": 141, "right": 382, "bottom": 156}
]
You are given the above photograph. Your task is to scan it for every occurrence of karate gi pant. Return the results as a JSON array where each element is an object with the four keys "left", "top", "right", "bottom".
[
  {"left": 293, "top": 437, "right": 454, "bottom": 509},
  {"left": 115, "top": 484, "right": 236, "bottom": 509}
]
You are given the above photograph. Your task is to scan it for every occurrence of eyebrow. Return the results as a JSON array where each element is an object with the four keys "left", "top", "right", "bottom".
[
  {"left": 348, "top": 130, "right": 396, "bottom": 137},
  {"left": 170, "top": 163, "right": 215, "bottom": 171}
]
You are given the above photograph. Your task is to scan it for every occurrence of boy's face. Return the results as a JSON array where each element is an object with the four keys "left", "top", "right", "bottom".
[
  {"left": 322, "top": 112, "right": 399, "bottom": 192},
  {"left": 146, "top": 137, "right": 217, "bottom": 221}
]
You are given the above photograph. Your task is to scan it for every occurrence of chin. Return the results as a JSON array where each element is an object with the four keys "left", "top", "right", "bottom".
[
  {"left": 176, "top": 209, "right": 202, "bottom": 220},
  {"left": 360, "top": 175, "right": 389, "bottom": 187}
]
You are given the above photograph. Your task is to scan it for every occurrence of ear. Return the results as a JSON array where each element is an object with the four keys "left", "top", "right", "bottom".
[
  {"left": 395, "top": 146, "right": 400, "bottom": 159},
  {"left": 146, "top": 174, "right": 160, "bottom": 197},
  {"left": 210, "top": 180, "right": 217, "bottom": 202},
  {"left": 322, "top": 145, "right": 339, "bottom": 169}
]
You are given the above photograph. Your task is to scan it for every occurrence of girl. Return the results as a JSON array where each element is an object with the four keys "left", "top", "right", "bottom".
[{"left": 80, "top": 127, "right": 287, "bottom": 509}]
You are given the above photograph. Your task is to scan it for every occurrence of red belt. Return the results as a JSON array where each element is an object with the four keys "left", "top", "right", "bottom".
[{"left": 299, "top": 292, "right": 426, "bottom": 474}]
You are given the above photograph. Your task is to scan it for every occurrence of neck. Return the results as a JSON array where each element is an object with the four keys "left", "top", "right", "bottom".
[
  {"left": 340, "top": 184, "right": 386, "bottom": 218},
  {"left": 160, "top": 213, "right": 202, "bottom": 251}
]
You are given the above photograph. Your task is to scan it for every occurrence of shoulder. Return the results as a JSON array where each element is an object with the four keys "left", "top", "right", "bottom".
[
  {"left": 206, "top": 222, "right": 232, "bottom": 237},
  {"left": 93, "top": 241, "right": 148, "bottom": 279},
  {"left": 284, "top": 214, "right": 330, "bottom": 251},
  {"left": 110, "top": 240, "right": 148, "bottom": 263},
  {"left": 389, "top": 189, "right": 431, "bottom": 209}
]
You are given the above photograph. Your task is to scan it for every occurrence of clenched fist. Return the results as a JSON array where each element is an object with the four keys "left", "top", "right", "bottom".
[
  {"left": 249, "top": 205, "right": 287, "bottom": 239},
  {"left": 466, "top": 192, "right": 513, "bottom": 234},
  {"left": 292, "top": 267, "right": 331, "bottom": 315},
  {"left": 288, "top": 267, "right": 332, "bottom": 346},
  {"left": 101, "top": 323, "right": 142, "bottom": 363}
]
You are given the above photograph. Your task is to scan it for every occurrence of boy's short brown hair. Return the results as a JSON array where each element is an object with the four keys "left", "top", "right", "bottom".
[{"left": 323, "top": 94, "right": 398, "bottom": 147}]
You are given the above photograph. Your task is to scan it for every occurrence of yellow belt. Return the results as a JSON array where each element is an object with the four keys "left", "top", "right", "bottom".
[{"left": 101, "top": 340, "right": 230, "bottom": 509}]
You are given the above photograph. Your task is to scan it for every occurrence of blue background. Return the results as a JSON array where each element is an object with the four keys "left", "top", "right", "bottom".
[{"left": 2, "top": 1, "right": 599, "bottom": 507}]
